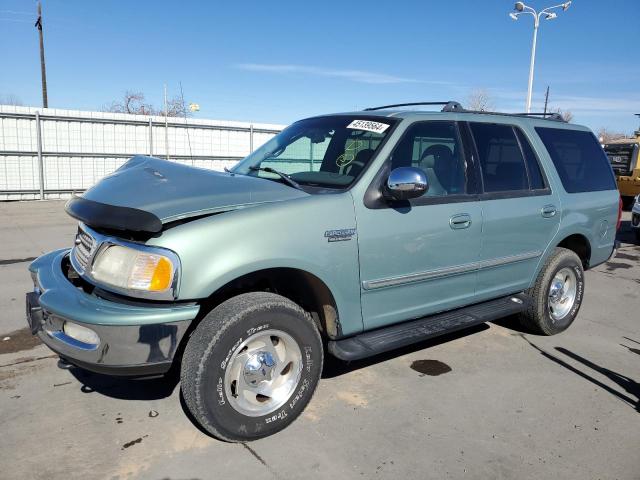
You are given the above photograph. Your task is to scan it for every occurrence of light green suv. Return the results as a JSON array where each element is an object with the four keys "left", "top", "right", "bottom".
[{"left": 26, "top": 102, "right": 621, "bottom": 441}]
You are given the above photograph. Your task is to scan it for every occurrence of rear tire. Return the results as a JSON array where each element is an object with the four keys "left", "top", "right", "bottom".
[
  {"left": 518, "top": 248, "right": 584, "bottom": 335},
  {"left": 181, "top": 292, "right": 323, "bottom": 442}
]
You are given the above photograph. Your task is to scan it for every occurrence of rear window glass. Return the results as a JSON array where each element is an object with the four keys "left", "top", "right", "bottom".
[{"left": 536, "top": 128, "right": 616, "bottom": 193}]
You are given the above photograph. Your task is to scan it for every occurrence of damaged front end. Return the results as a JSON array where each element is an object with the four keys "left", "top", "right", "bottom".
[{"left": 26, "top": 155, "right": 308, "bottom": 375}]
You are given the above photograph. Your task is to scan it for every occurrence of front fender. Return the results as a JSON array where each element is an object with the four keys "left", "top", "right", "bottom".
[{"left": 148, "top": 193, "right": 364, "bottom": 336}]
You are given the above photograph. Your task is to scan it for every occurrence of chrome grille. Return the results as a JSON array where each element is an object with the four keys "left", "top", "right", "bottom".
[{"left": 72, "top": 226, "right": 96, "bottom": 272}]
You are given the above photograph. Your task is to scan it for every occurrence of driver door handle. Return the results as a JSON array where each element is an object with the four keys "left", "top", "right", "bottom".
[
  {"left": 450, "top": 213, "right": 472, "bottom": 230},
  {"left": 541, "top": 205, "right": 557, "bottom": 218}
]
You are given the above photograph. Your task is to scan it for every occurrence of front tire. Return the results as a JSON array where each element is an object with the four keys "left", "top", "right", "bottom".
[
  {"left": 181, "top": 292, "right": 323, "bottom": 442},
  {"left": 518, "top": 247, "right": 585, "bottom": 335}
]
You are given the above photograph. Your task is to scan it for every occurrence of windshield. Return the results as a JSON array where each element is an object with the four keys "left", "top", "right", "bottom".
[{"left": 232, "top": 115, "right": 396, "bottom": 189}]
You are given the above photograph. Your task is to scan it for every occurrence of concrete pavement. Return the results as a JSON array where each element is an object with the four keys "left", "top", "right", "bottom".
[{"left": 0, "top": 201, "right": 638, "bottom": 480}]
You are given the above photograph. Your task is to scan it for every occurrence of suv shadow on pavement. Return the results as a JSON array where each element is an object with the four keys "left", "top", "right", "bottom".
[
  {"left": 67, "top": 365, "right": 180, "bottom": 401},
  {"left": 61, "top": 324, "right": 490, "bottom": 401},
  {"left": 518, "top": 334, "right": 639, "bottom": 413}
]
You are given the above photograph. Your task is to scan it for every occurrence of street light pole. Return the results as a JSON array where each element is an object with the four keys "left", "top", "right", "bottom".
[
  {"left": 525, "top": 16, "right": 539, "bottom": 114},
  {"left": 510, "top": 1, "right": 572, "bottom": 113}
]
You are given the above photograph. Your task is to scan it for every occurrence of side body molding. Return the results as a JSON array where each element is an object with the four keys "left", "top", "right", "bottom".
[{"left": 362, "top": 250, "right": 542, "bottom": 290}]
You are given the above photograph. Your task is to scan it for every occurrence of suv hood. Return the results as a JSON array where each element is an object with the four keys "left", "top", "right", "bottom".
[{"left": 66, "top": 156, "right": 308, "bottom": 233}]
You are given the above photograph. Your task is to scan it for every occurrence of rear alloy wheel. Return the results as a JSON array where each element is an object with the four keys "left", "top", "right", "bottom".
[
  {"left": 519, "top": 247, "right": 585, "bottom": 335},
  {"left": 180, "top": 292, "right": 323, "bottom": 442},
  {"left": 547, "top": 267, "right": 578, "bottom": 322}
]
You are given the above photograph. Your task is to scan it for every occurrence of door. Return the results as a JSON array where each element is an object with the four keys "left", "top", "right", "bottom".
[
  {"left": 467, "top": 122, "right": 561, "bottom": 299},
  {"left": 356, "top": 121, "right": 483, "bottom": 330}
]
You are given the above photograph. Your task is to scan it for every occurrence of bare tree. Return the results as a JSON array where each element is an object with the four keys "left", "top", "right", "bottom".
[
  {"left": 161, "top": 96, "right": 188, "bottom": 118},
  {"left": 552, "top": 108, "right": 573, "bottom": 123},
  {"left": 0, "top": 94, "right": 24, "bottom": 106},
  {"left": 103, "top": 91, "right": 155, "bottom": 115},
  {"left": 597, "top": 127, "right": 628, "bottom": 144},
  {"left": 466, "top": 89, "right": 495, "bottom": 112},
  {"left": 103, "top": 90, "right": 190, "bottom": 117}
]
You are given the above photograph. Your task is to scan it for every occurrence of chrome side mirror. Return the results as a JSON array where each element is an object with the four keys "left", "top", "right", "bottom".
[{"left": 385, "top": 167, "right": 428, "bottom": 201}]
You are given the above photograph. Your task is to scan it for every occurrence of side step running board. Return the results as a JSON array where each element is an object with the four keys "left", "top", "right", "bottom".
[{"left": 328, "top": 293, "right": 530, "bottom": 361}]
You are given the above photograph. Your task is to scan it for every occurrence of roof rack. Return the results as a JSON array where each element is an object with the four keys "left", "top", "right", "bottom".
[
  {"left": 512, "top": 112, "right": 565, "bottom": 121},
  {"left": 363, "top": 101, "right": 567, "bottom": 122},
  {"left": 363, "top": 101, "right": 464, "bottom": 112},
  {"left": 461, "top": 110, "right": 567, "bottom": 122}
]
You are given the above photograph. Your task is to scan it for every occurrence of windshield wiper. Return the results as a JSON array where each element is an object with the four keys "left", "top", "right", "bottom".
[{"left": 248, "top": 166, "right": 302, "bottom": 190}]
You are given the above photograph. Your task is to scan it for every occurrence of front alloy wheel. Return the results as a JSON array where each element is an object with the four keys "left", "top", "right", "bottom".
[
  {"left": 180, "top": 292, "right": 323, "bottom": 442},
  {"left": 224, "top": 329, "right": 303, "bottom": 417}
]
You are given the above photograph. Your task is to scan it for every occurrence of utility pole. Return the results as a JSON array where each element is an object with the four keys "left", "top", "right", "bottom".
[
  {"left": 543, "top": 86, "right": 550, "bottom": 114},
  {"left": 35, "top": 1, "right": 48, "bottom": 108}
]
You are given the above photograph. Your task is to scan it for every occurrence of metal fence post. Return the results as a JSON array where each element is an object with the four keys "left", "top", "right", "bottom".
[
  {"left": 148, "top": 118, "right": 153, "bottom": 156},
  {"left": 35, "top": 111, "right": 45, "bottom": 200},
  {"left": 249, "top": 124, "right": 254, "bottom": 153}
]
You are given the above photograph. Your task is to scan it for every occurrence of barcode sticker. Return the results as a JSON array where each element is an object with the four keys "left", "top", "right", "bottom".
[{"left": 346, "top": 120, "right": 390, "bottom": 134}]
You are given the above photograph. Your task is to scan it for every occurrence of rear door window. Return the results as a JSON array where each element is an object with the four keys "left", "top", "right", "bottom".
[
  {"left": 470, "top": 123, "right": 529, "bottom": 192},
  {"left": 536, "top": 127, "right": 617, "bottom": 193}
]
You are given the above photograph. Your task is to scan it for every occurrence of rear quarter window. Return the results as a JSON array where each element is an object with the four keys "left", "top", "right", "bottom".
[{"left": 535, "top": 127, "right": 617, "bottom": 193}]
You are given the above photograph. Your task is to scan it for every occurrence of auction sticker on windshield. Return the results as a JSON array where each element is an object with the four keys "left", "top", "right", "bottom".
[{"left": 347, "top": 120, "right": 390, "bottom": 134}]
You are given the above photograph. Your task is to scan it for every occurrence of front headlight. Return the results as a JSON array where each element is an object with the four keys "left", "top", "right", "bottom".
[{"left": 91, "top": 244, "right": 178, "bottom": 299}]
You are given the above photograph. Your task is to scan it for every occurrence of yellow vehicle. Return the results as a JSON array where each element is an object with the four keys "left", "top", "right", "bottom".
[{"left": 603, "top": 126, "right": 640, "bottom": 208}]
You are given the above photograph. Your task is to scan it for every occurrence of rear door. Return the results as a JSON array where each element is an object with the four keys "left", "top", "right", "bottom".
[{"left": 467, "top": 122, "right": 561, "bottom": 300}]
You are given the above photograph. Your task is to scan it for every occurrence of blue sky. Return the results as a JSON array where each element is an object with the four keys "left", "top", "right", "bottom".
[{"left": 1, "top": 0, "right": 639, "bottom": 132}]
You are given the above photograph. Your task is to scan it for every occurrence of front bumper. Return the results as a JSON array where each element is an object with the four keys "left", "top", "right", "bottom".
[{"left": 26, "top": 249, "right": 200, "bottom": 376}]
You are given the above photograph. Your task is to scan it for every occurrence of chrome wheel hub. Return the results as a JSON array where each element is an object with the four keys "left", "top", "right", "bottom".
[
  {"left": 548, "top": 267, "right": 577, "bottom": 321},
  {"left": 224, "top": 329, "right": 303, "bottom": 417},
  {"left": 243, "top": 351, "right": 276, "bottom": 386}
]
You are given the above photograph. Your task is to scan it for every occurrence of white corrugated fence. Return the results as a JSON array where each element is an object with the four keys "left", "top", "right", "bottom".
[{"left": 0, "top": 105, "right": 284, "bottom": 200}]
